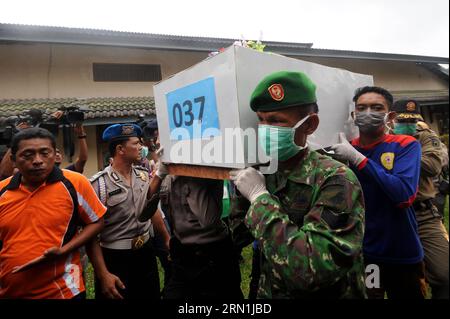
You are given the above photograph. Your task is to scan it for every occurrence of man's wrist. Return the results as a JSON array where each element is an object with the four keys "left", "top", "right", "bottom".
[
  {"left": 352, "top": 151, "right": 366, "bottom": 166},
  {"left": 97, "top": 269, "right": 112, "bottom": 281},
  {"left": 250, "top": 191, "right": 270, "bottom": 203}
]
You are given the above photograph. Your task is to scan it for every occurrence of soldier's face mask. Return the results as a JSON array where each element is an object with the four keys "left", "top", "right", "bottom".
[
  {"left": 393, "top": 122, "right": 417, "bottom": 135},
  {"left": 258, "top": 115, "right": 310, "bottom": 161},
  {"left": 354, "top": 110, "right": 388, "bottom": 134}
]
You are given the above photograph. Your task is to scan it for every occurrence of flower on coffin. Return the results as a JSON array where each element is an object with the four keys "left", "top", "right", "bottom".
[{"left": 245, "top": 40, "right": 266, "bottom": 52}]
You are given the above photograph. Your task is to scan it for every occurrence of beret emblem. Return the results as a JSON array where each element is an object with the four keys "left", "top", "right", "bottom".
[{"left": 268, "top": 84, "right": 284, "bottom": 101}]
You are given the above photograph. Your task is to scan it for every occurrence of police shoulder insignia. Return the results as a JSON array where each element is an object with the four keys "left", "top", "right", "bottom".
[
  {"left": 133, "top": 166, "right": 148, "bottom": 181},
  {"left": 89, "top": 170, "right": 106, "bottom": 182},
  {"left": 380, "top": 152, "right": 395, "bottom": 170},
  {"left": 268, "top": 83, "right": 284, "bottom": 101},
  {"left": 111, "top": 171, "right": 121, "bottom": 181}
]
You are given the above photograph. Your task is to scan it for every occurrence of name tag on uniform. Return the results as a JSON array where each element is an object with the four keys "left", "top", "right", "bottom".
[{"left": 108, "top": 189, "right": 122, "bottom": 197}]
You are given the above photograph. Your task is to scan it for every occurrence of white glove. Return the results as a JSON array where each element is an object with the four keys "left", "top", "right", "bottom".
[
  {"left": 330, "top": 132, "right": 366, "bottom": 167},
  {"left": 155, "top": 160, "right": 168, "bottom": 179},
  {"left": 229, "top": 167, "right": 269, "bottom": 203}
]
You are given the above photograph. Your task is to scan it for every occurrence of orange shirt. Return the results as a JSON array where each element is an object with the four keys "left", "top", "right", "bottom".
[{"left": 0, "top": 168, "right": 106, "bottom": 299}]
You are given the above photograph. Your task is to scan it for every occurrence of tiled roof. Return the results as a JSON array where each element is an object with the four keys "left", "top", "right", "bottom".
[
  {"left": 0, "top": 96, "right": 155, "bottom": 121},
  {"left": 0, "top": 23, "right": 313, "bottom": 54},
  {"left": 1, "top": 23, "right": 448, "bottom": 64}
]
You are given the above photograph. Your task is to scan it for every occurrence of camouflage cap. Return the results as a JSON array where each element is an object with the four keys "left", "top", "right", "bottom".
[{"left": 250, "top": 71, "right": 317, "bottom": 112}]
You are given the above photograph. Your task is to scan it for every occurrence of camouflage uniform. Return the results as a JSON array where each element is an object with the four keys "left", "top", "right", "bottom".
[
  {"left": 230, "top": 149, "right": 367, "bottom": 299},
  {"left": 414, "top": 124, "right": 449, "bottom": 299}
]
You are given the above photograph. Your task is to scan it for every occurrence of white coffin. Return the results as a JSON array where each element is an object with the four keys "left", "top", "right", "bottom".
[{"left": 153, "top": 45, "right": 373, "bottom": 169}]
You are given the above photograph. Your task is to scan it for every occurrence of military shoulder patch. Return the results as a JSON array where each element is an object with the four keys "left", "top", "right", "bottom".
[{"left": 430, "top": 137, "right": 441, "bottom": 148}]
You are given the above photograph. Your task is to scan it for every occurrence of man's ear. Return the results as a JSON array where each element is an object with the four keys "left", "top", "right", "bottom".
[
  {"left": 304, "top": 113, "right": 319, "bottom": 135},
  {"left": 116, "top": 144, "right": 124, "bottom": 155}
]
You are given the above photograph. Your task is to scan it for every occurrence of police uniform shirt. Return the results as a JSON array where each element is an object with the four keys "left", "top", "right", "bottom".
[{"left": 91, "top": 165, "right": 152, "bottom": 245}]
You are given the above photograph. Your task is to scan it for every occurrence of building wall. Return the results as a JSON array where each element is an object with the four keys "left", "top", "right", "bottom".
[
  {"left": 0, "top": 43, "right": 208, "bottom": 99},
  {"left": 294, "top": 56, "right": 448, "bottom": 92},
  {"left": 0, "top": 43, "right": 447, "bottom": 100}
]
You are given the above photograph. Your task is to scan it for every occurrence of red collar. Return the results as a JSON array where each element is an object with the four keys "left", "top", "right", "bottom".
[{"left": 351, "top": 134, "right": 388, "bottom": 150}]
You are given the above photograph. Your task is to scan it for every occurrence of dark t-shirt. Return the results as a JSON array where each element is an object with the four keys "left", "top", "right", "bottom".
[{"left": 65, "top": 163, "right": 81, "bottom": 173}]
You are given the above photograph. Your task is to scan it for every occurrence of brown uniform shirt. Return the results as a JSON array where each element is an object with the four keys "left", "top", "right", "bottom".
[{"left": 415, "top": 125, "right": 444, "bottom": 201}]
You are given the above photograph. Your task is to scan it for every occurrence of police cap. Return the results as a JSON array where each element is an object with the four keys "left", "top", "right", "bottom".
[{"left": 102, "top": 123, "right": 143, "bottom": 142}]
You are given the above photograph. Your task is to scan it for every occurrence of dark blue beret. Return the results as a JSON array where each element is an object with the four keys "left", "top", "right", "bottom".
[{"left": 102, "top": 123, "right": 143, "bottom": 142}]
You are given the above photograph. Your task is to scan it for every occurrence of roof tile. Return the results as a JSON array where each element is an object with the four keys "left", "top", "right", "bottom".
[{"left": 0, "top": 96, "right": 155, "bottom": 121}]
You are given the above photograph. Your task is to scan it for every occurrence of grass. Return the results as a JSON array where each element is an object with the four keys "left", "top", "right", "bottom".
[
  {"left": 84, "top": 263, "right": 95, "bottom": 299},
  {"left": 240, "top": 245, "right": 253, "bottom": 298},
  {"left": 85, "top": 196, "right": 449, "bottom": 299}
]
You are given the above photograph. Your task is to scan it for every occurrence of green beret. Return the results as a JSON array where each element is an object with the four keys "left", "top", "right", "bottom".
[{"left": 250, "top": 71, "right": 317, "bottom": 112}]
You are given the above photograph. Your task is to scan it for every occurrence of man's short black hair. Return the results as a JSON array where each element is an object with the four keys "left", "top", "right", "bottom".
[
  {"left": 353, "top": 86, "right": 394, "bottom": 109},
  {"left": 10, "top": 127, "right": 56, "bottom": 160},
  {"left": 108, "top": 138, "right": 130, "bottom": 157}
]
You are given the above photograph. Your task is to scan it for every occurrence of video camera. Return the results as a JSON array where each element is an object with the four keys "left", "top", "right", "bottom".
[
  {"left": 0, "top": 106, "right": 86, "bottom": 147},
  {"left": 0, "top": 109, "right": 44, "bottom": 146},
  {"left": 40, "top": 106, "right": 86, "bottom": 136}
]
